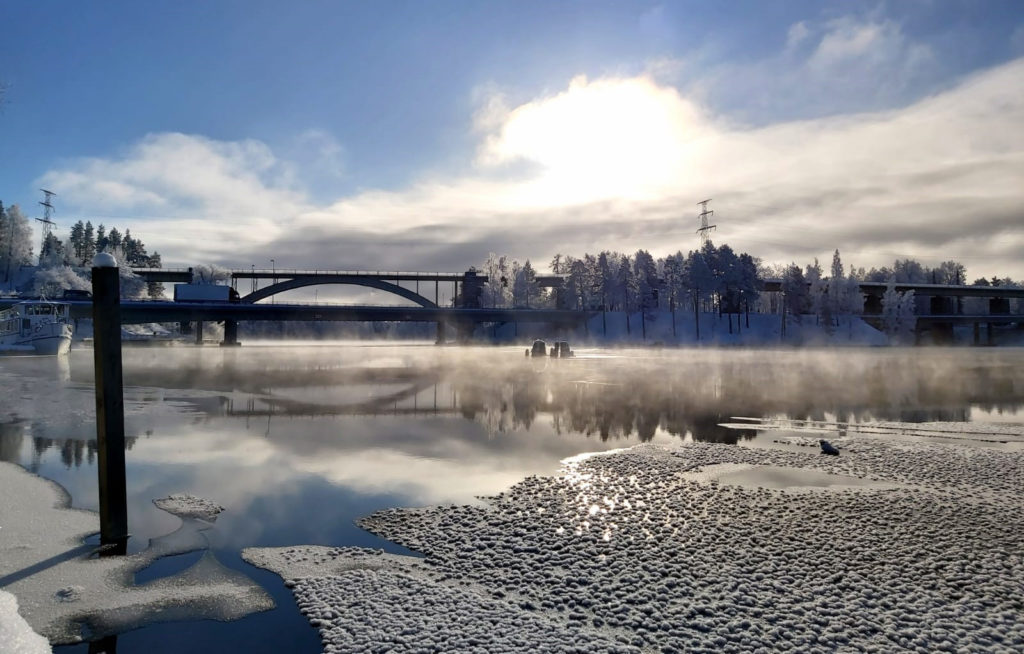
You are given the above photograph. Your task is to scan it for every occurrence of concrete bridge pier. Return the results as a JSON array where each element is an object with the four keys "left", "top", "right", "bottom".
[
  {"left": 194, "top": 321, "right": 204, "bottom": 345},
  {"left": 220, "top": 319, "right": 240, "bottom": 347},
  {"left": 436, "top": 321, "right": 446, "bottom": 345}
]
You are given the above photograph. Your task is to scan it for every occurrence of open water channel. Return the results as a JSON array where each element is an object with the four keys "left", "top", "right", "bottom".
[{"left": 1, "top": 342, "right": 1022, "bottom": 652}]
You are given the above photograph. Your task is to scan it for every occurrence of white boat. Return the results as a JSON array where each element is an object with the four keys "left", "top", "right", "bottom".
[{"left": 0, "top": 301, "right": 74, "bottom": 355}]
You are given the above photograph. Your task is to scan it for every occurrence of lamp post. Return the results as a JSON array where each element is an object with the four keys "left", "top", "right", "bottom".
[
  {"left": 250, "top": 264, "right": 255, "bottom": 294},
  {"left": 270, "top": 259, "right": 276, "bottom": 304}
]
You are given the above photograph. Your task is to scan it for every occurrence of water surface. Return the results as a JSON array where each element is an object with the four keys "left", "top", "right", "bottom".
[{"left": 1, "top": 343, "right": 1021, "bottom": 652}]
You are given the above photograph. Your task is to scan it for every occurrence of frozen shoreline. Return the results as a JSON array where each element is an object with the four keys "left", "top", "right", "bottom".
[
  {"left": 0, "top": 463, "right": 273, "bottom": 648},
  {"left": 246, "top": 424, "right": 1024, "bottom": 653}
]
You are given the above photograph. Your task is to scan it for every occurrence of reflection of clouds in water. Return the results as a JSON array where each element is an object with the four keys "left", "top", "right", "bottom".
[{"left": 4, "top": 345, "right": 1024, "bottom": 551}]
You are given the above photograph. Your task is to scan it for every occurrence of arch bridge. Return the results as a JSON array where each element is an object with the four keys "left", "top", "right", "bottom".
[{"left": 231, "top": 269, "right": 487, "bottom": 308}]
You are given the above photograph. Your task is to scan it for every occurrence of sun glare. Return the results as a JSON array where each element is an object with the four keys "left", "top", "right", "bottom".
[{"left": 485, "top": 76, "right": 709, "bottom": 206}]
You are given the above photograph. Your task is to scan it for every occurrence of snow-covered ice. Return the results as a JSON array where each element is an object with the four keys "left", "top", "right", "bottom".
[
  {"left": 0, "top": 463, "right": 273, "bottom": 646},
  {"left": 247, "top": 424, "right": 1024, "bottom": 653}
]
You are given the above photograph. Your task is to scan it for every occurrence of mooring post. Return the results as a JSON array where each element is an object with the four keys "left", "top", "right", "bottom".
[{"left": 91, "top": 253, "right": 128, "bottom": 553}]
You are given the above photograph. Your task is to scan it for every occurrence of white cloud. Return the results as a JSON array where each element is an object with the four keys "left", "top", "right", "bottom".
[
  {"left": 39, "top": 133, "right": 308, "bottom": 260},
  {"left": 37, "top": 56, "right": 1024, "bottom": 281},
  {"left": 786, "top": 21, "right": 810, "bottom": 50}
]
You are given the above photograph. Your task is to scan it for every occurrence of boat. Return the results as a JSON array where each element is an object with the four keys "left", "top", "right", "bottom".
[{"left": 0, "top": 300, "right": 74, "bottom": 355}]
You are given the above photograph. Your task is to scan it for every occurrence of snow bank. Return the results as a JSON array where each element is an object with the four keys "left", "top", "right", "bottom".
[
  {"left": 0, "top": 590, "right": 51, "bottom": 654},
  {"left": 489, "top": 309, "right": 888, "bottom": 347},
  {"left": 0, "top": 463, "right": 273, "bottom": 646},
  {"left": 248, "top": 429, "right": 1024, "bottom": 653}
]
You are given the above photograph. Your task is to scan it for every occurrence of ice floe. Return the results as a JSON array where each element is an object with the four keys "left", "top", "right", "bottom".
[
  {"left": 0, "top": 463, "right": 273, "bottom": 646},
  {"left": 248, "top": 427, "right": 1024, "bottom": 653}
]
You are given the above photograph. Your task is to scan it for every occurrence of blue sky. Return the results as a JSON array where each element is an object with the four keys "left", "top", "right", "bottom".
[{"left": 1, "top": 1, "right": 1022, "bottom": 279}]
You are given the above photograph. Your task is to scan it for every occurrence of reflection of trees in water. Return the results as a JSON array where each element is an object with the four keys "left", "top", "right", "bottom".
[
  {"left": 0, "top": 422, "right": 26, "bottom": 463},
  {"left": 447, "top": 353, "right": 1023, "bottom": 441},
  {"left": 0, "top": 423, "right": 138, "bottom": 470}
]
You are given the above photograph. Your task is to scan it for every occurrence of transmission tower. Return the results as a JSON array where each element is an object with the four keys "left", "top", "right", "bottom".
[
  {"left": 696, "top": 198, "right": 716, "bottom": 246},
  {"left": 37, "top": 189, "right": 57, "bottom": 245}
]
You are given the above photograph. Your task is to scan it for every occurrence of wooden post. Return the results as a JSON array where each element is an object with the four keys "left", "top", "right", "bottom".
[{"left": 91, "top": 254, "right": 128, "bottom": 553}]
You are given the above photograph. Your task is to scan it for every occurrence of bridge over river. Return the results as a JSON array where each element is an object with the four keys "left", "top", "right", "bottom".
[{"left": 3, "top": 268, "right": 1019, "bottom": 346}]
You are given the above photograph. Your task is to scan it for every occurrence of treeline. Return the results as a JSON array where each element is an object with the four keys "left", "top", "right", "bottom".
[
  {"left": 0, "top": 199, "right": 162, "bottom": 298},
  {"left": 43, "top": 220, "right": 161, "bottom": 269},
  {"left": 476, "top": 242, "right": 761, "bottom": 316},
  {"left": 477, "top": 245, "right": 1020, "bottom": 338}
]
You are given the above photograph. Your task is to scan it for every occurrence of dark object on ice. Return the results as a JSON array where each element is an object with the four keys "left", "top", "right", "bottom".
[
  {"left": 549, "top": 341, "right": 574, "bottom": 358},
  {"left": 819, "top": 439, "right": 840, "bottom": 456},
  {"left": 527, "top": 339, "right": 547, "bottom": 357}
]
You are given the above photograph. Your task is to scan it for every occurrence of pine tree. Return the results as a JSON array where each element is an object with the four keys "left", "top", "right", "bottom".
[
  {"left": 69, "top": 221, "right": 85, "bottom": 264},
  {"left": 95, "top": 224, "right": 108, "bottom": 252},
  {"left": 107, "top": 227, "right": 123, "bottom": 251},
  {"left": 82, "top": 222, "right": 96, "bottom": 264}
]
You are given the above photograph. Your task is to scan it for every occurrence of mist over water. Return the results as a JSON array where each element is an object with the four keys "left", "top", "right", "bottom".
[{"left": 1, "top": 343, "right": 1022, "bottom": 653}]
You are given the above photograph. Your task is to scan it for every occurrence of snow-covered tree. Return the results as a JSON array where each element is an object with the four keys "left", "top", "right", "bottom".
[
  {"left": 881, "top": 282, "right": 916, "bottom": 343},
  {"left": 0, "top": 203, "right": 34, "bottom": 284},
  {"left": 31, "top": 265, "right": 89, "bottom": 298}
]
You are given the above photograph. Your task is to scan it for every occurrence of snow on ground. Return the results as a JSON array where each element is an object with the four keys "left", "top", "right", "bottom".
[
  {"left": 490, "top": 310, "right": 889, "bottom": 347},
  {"left": 0, "top": 589, "right": 51, "bottom": 654},
  {"left": 0, "top": 463, "right": 273, "bottom": 646},
  {"left": 247, "top": 427, "right": 1023, "bottom": 653}
]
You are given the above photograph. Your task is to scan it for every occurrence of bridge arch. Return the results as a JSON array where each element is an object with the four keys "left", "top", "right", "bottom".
[{"left": 240, "top": 276, "right": 439, "bottom": 307}]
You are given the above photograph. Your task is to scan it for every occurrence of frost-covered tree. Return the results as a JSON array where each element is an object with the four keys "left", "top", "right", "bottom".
[
  {"left": 31, "top": 266, "right": 90, "bottom": 298},
  {"left": 512, "top": 259, "right": 539, "bottom": 308},
  {"left": 480, "top": 252, "right": 507, "bottom": 308},
  {"left": 101, "top": 246, "right": 147, "bottom": 298},
  {"left": 881, "top": 282, "right": 916, "bottom": 343},
  {"left": 192, "top": 264, "right": 232, "bottom": 285},
  {"left": 0, "top": 203, "right": 34, "bottom": 284},
  {"left": 39, "top": 232, "right": 67, "bottom": 267}
]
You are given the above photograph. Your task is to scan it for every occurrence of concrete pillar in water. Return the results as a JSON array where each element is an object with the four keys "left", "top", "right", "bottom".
[
  {"left": 194, "top": 320, "right": 204, "bottom": 344},
  {"left": 91, "top": 253, "right": 128, "bottom": 553},
  {"left": 436, "top": 321, "right": 445, "bottom": 344},
  {"left": 220, "top": 319, "right": 240, "bottom": 347}
]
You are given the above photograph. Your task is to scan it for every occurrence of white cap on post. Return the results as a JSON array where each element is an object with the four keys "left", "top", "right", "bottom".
[{"left": 93, "top": 253, "right": 118, "bottom": 268}]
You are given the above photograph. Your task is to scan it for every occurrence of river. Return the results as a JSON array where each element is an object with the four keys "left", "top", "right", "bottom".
[{"left": 0, "top": 342, "right": 1021, "bottom": 652}]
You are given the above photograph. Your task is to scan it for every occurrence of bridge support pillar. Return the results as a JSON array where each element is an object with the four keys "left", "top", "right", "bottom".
[
  {"left": 436, "top": 321, "right": 446, "bottom": 345},
  {"left": 194, "top": 321, "right": 204, "bottom": 345},
  {"left": 220, "top": 320, "right": 240, "bottom": 347},
  {"left": 973, "top": 322, "right": 980, "bottom": 346}
]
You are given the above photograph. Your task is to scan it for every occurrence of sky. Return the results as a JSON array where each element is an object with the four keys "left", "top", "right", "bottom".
[{"left": 1, "top": 0, "right": 1023, "bottom": 283}]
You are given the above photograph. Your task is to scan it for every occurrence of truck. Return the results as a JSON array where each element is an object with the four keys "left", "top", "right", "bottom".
[{"left": 173, "top": 284, "right": 240, "bottom": 303}]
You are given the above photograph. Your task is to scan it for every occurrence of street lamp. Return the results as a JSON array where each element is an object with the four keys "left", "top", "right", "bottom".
[
  {"left": 270, "top": 259, "right": 276, "bottom": 304},
  {"left": 250, "top": 264, "right": 255, "bottom": 293}
]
